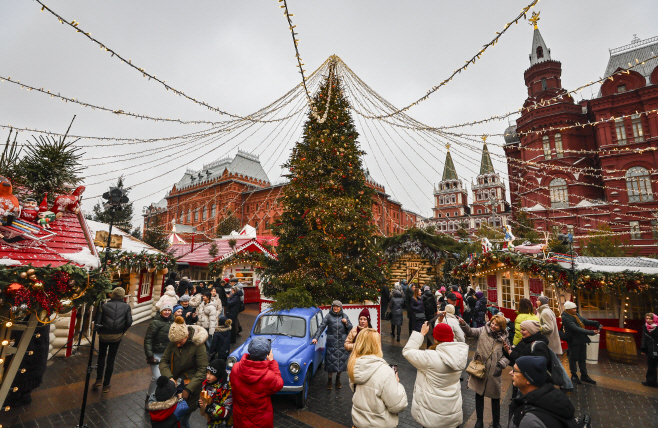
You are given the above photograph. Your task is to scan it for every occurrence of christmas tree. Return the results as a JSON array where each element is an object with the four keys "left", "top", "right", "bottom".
[{"left": 262, "top": 64, "right": 385, "bottom": 308}]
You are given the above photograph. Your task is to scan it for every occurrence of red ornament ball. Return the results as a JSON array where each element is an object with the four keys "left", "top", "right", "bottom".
[{"left": 5, "top": 282, "right": 24, "bottom": 297}]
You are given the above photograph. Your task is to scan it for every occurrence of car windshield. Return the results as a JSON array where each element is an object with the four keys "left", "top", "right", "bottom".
[{"left": 254, "top": 315, "right": 306, "bottom": 338}]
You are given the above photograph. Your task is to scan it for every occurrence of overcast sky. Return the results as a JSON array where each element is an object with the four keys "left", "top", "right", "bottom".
[{"left": 1, "top": 0, "right": 656, "bottom": 227}]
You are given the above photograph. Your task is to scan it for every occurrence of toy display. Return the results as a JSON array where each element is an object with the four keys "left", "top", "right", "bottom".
[
  {"left": 0, "top": 176, "right": 20, "bottom": 221},
  {"left": 51, "top": 186, "right": 85, "bottom": 219},
  {"left": 19, "top": 198, "right": 39, "bottom": 222}
]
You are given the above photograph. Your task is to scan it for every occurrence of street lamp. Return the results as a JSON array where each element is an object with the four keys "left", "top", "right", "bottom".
[
  {"left": 557, "top": 231, "right": 575, "bottom": 287},
  {"left": 77, "top": 186, "right": 128, "bottom": 428}
]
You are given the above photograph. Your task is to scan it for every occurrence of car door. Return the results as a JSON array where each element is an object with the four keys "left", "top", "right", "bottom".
[{"left": 313, "top": 310, "right": 327, "bottom": 369}]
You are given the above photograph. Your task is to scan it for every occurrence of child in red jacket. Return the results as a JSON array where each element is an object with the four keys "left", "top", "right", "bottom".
[
  {"left": 199, "top": 359, "right": 233, "bottom": 427},
  {"left": 230, "top": 337, "right": 284, "bottom": 428}
]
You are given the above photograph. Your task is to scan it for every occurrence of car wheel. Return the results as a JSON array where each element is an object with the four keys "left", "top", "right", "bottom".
[{"left": 295, "top": 368, "right": 310, "bottom": 408}]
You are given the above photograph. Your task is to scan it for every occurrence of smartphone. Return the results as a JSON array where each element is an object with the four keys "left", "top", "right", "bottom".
[{"left": 389, "top": 364, "right": 398, "bottom": 374}]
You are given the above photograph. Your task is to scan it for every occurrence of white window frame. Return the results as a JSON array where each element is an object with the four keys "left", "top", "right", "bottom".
[
  {"left": 549, "top": 178, "right": 569, "bottom": 208},
  {"left": 542, "top": 136, "right": 552, "bottom": 160},
  {"left": 626, "top": 167, "right": 653, "bottom": 203},
  {"left": 630, "top": 221, "right": 642, "bottom": 240},
  {"left": 140, "top": 272, "right": 153, "bottom": 298},
  {"left": 615, "top": 118, "right": 627, "bottom": 145},
  {"left": 554, "top": 133, "right": 563, "bottom": 158},
  {"left": 631, "top": 114, "right": 644, "bottom": 143}
]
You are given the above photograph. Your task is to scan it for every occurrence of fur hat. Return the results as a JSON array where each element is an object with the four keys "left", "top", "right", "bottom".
[
  {"left": 564, "top": 301, "right": 577, "bottom": 310},
  {"left": 169, "top": 316, "right": 189, "bottom": 343},
  {"left": 520, "top": 320, "right": 541, "bottom": 335},
  {"left": 179, "top": 294, "right": 191, "bottom": 302},
  {"left": 111, "top": 287, "right": 125, "bottom": 299},
  {"left": 537, "top": 296, "right": 549, "bottom": 305},
  {"left": 248, "top": 337, "right": 271, "bottom": 361},
  {"left": 154, "top": 375, "right": 177, "bottom": 401},
  {"left": 331, "top": 300, "right": 342, "bottom": 309},
  {"left": 218, "top": 316, "right": 232, "bottom": 327},
  {"left": 433, "top": 323, "right": 454, "bottom": 342},
  {"left": 445, "top": 304, "right": 455, "bottom": 315}
]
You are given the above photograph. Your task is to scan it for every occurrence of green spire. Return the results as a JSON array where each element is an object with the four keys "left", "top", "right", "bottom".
[
  {"left": 442, "top": 148, "right": 458, "bottom": 181},
  {"left": 479, "top": 142, "right": 495, "bottom": 175}
]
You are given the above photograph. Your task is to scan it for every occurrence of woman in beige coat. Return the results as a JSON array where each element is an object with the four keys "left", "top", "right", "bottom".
[
  {"left": 460, "top": 314, "right": 510, "bottom": 428},
  {"left": 348, "top": 328, "right": 407, "bottom": 428},
  {"left": 345, "top": 308, "right": 372, "bottom": 351},
  {"left": 535, "top": 296, "right": 562, "bottom": 355}
]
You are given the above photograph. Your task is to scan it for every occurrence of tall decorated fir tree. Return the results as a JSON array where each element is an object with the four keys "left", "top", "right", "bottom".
[{"left": 262, "top": 64, "right": 385, "bottom": 308}]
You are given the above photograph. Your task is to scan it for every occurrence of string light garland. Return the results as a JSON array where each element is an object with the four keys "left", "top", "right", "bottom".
[{"left": 360, "top": 0, "right": 540, "bottom": 119}]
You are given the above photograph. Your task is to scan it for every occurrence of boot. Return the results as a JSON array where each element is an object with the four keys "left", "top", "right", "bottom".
[
  {"left": 92, "top": 379, "right": 102, "bottom": 390},
  {"left": 580, "top": 375, "right": 597, "bottom": 385},
  {"left": 474, "top": 420, "right": 484, "bottom": 428},
  {"left": 335, "top": 374, "right": 342, "bottom": 389},
  {"left": 326, "top": 377, "right": 333, "bottom": 390},
  {"left": 491, "top": 400, "right": 501, "bottom": 428},
  {"left": 571, "top": 375, "right": 582, "bottom": 385},
  {"left": 642, "top": 381, "right": 658, "bottom": 388},
  {"left": 396, "top": 334, "right": 400, "bottom": 342}
]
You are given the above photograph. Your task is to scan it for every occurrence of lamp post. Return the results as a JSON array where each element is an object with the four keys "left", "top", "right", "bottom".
[
  {"left": 77, "top": 187, "right": 128, "bottom": 428},
  {"left": 558, "top": 231, "right": 575, "bottom": 287}
]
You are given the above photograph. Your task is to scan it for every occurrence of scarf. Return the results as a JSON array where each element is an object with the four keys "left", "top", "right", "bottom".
[
  {"left": 565, "top": 311, "right": 585, "bottom": 329},
  {"left": 487, "top": 322, "right": 509, "bottom": 344},
  {"left": 647, "top": 314, "right": 658, "bottom": 333}
]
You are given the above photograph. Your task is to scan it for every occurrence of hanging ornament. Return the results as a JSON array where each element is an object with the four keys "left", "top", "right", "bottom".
[
  {"left": 27, "top": 268, "right": 35, "bottom": 275},
  {"left": 5, "top": 282, "right": 24, "bottom": 297},
  {"left": 20, "top": 272, "right": 27, "bottom": 279},
  {"left": 32, "top": 280, "right": 45, "bottom": 291},
  {"left": 10, "top": 305, "right": 18, "bottom": 313},
  {"left": 29, "top": 274, "right": 37, "bottom": 281},
  {"left": 19, "top": 303, "right": 28, "bottom": 311}
]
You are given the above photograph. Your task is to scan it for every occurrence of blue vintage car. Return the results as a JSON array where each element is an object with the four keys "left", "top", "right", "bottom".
[{"left": 226, "top": 307, "right": 327, "bottom": 408}]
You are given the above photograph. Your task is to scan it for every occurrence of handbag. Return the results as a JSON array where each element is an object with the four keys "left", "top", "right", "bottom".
[
  {"left": 415, "top": 311, "right": 427, "bottom": 322},
  {"left": 466, "top": 342, "right": 499, "bottom": 379},
  {"left": 384, "top": 310, "right": 392, "bottom": 321}
]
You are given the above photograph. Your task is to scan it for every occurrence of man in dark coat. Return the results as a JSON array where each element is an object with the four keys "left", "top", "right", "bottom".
[
  {"left": 226, "top": 286, "right": 241, "bottom": 344},
  {"left": 641, "top": 313, "right": 658, "bottom": 387},
  {"left": 214, "top": 278, "right": 228, "bottom": 314},
  {"left": 561, "top": 301, "right": 599, "bottom": 385},
  {"left": 405, "top": 282, "right": 417, "bottom": 337},
  {"left": 176, "top": 276, "right": 192, "bottom": 297},
  {"left": 508, "top": 356, "right": 576, "bottom": 428},
  {"left": 388, "top": 289, "right": 404, "bottom": 342},
  {"left": 311, "top": 300, "right": 352, "bottom": 389},
  {"left": 421, "top": 286, "right": 437, "bottom": 348},
  {"left": 94, "top": 287, "right": 133, "bottom": 393},
  {"left": 380, "top": 284, "right": 390, "bottom": 320}
]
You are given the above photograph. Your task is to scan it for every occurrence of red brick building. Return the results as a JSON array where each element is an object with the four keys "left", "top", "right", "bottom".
[
  {"left": 424, "top": 143, "right": 511, "bottom": 235},
  {"left": 504, "top": 28, "right": 658, "bottom": 255},
  {"left": 143, "top": 150, "right": 420, "bottom": 240}
]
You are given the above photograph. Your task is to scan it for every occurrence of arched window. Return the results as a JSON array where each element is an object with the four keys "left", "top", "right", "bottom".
[
  {"left": 549, "top": 178, "right": 569, "bottom": 208},
  {"left": 536, "top": 46, "right": 543, "bottom": 59},
  {"left": 187, "top": 209, "right": 191, "bottom": 223},
  {"left": 180, "top": 210, "right": 184, "bottom": 224},
  {"left": 554, "top": 133, "right": 563, "bottom": 158},
  {"left": 194, "top": 208, "right": 199, "bottom": 222},
  {"left": 542, "top": 136, "right": 552, "bottom": 160},
  {"left": 451, "top": 195, "right": 456, "bottom": 203},
  {"left": 211, "top": 204, "right": 216, "bottom": 218},
  {"left": 626, "top": 167, "right": 653, "bottom": 202},
  {"left": 202, "top": 207, "right": 207, "bottom": 221}
]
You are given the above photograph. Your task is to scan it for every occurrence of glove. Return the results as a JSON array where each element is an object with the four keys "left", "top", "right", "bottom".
[
  {"left": 146, "top": 355, "right": 159, "bottom": 365},
  {"left": 493, "top": 362, "right": 503, "bottom": 377}
]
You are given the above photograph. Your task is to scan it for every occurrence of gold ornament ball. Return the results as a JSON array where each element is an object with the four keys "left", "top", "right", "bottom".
[
  {"left": 27, "top": 269, "right": 35, "bottom": 275},
  {"left": 476, "top": 263, "right": 482, "bottom": 268},
  {"left": 32, "top": 281, "right": 44, "bottom": 291},
  {"left": 20, "top": 272, "right": 28, "bottom": 279},
  {"left": 29, "top": 274, "right": 37, "bottom": 281},
  {"left": 584, "top": 275, "right": 590, "bottom": 280}
]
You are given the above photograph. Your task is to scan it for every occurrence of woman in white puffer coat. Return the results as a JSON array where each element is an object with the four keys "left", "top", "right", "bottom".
[
  {"left": 189, "top": 291, "right": 217, "bottom": 336},
  {"left": 154, "top": 285, "right": 179, "bottom": 311},
  {"left": 348, "top": 328, "right": 407, "bottom": 428},
  {"left": 402, "top": 319, "right": 469, "bottom": 428}
]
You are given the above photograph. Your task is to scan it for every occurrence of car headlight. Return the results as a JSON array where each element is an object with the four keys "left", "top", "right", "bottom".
[
  {"left": 227, "top": 356, "right": 237, "bottom": 368},
  {"left": 288, "top": 362, "right": 300, "bottom": 375}
]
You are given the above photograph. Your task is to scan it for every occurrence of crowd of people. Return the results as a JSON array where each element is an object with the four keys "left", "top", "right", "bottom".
[{"left": 84, "top": 275, "right": 658, "bottom": 428}]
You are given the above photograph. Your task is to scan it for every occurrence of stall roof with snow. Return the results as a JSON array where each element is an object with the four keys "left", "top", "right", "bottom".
[
  {"left": 177, "top": 236, "right": 277, "bottom": 267},
  {"left": 0, "top": 212, "right": 99, "bottom": 268}
]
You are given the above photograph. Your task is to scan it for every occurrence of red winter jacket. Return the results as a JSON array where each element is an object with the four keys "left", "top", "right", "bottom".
[
  {"left": 453, "top": 292, "right": 464, "bottom": 315},
  {"left": 230, "top": 354, "right": 284, "bottom": 428}
]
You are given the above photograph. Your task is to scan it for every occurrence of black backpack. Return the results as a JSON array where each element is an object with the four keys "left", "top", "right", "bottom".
[{"left": 520, "top": 405, "right": 590, "bottom": 428}]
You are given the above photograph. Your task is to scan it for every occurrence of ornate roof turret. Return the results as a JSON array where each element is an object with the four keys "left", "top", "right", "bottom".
[
  {"left": 528, "top": 12, "right": 551, "bottom": 66},
  {"left": 441, "top": 146, "right": 459, "bottom": 181},
  {"left": 479, "top": 138, "right": 495, "bottom": 175}
]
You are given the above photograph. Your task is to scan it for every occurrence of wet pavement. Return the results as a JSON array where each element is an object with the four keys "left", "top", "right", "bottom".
[{"left": 3, "top": 304, "right": 658, "bottom": 428}]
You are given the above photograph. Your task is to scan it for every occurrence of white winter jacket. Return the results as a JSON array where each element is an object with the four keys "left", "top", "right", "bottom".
[
  {"left": 402, "top": 331, "right": 469, "bottom": 428},
  {"left": 209, "top": 295, "right": 223, "bottom": 315},
  {"left": 435, "top": 314, "right": 465, "bottom": 342},
  {"left": 350, "top": 355, "right": 408, "bottom": 428},
  {"left": 154, "top": 285, "right": 179, "bottom": 310},
  {"left": 189, "top": 294, "right": 217, "bottom": 335}
]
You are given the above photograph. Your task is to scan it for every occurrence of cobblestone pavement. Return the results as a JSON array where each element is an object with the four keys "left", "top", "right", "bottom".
[{"left": 4, "top": 305, "right": 658, "bottom": 428}]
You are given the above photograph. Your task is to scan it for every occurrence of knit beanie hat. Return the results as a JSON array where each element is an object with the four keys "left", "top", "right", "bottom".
[
  {"left": 331, "top": 300, "right": 342, "bottom": 309},
  {"left": 433, "top": 323, "right": 454, "bottom": 342},
  {"left": 537, "top": 296, "right": 549, "bottom": 305},
  {"left": 476, "top": 291, "right": 484, "bottom": 299},
  {"left": 160, "top": 304, "right": 173, "bottom": 313},
  {"left": 169, "top": 316, "right": 189, "bottom": 342},
  {"left": 172, "top": 304, "right": 183, "bottom": 315},
  {"left": 179, "top": 294, "right": 191, "bottom": 302},
  {"left": 247, "top": 337, "right": 271, "bottom": 361},
  {"left": 154, "top": 375, "right": 177, "bottom": 401},
  {"left": 445, "top": 304, "right": 455, "bottom": 315},
  {"left": 516, "top": 356, "right": 547, "bottom": 387},
  {"left": 358, "top": 308, "right": 371, "bottom": 322},
  {"left": 218, "top": 315, "right": 232, "bottom": 327},
  {"left": 439, "top": 286, "right": 446, "bottom": 293},
  {"left": 111, "top": 287, "right": 125, "bottom": 299},
  {"left": 207, "top": 359, "right": 227, "bottom": 383},
  {"left": 564, "top": 301, "right": 577, "bottom": 310},
  {"left": 520, "top": 320, "right": 541, "bottom": 335},
  {"left": 423, "top": 285, "right": 430, "bottom": 292}
]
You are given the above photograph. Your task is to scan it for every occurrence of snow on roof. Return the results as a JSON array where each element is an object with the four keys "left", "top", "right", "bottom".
[
  {"left": 0, "top": 212, "right": 99, "bottom": 268},
  {"left": 574, "top": 256, "right": 658, "bottom": 274},
  {"left": 177, "top": 236, "right": 277, "bottom": 266},
  {"left": 173, "top": 150, "right": 271, "bottom": 190},
  {"left": 86, "top": 219, "right": 162, "bottom": 255}
]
